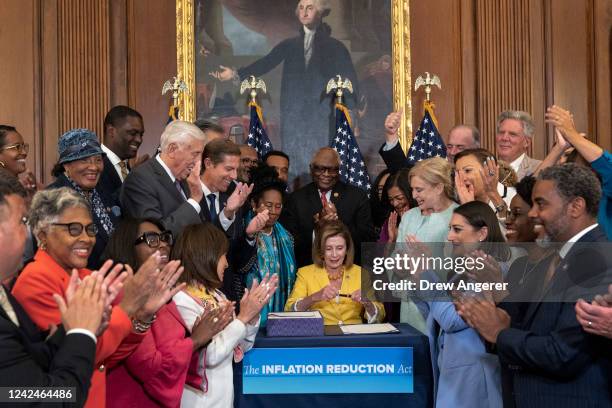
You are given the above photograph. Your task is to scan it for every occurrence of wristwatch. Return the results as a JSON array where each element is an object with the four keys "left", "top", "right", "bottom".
[{"left": 494, "top": 202, "right": 507, "bottom": 216}]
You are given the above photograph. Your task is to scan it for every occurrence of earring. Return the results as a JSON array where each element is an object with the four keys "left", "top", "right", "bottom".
[
  {"left": 0, "top": 161, "right": 5, "bottom": 168},
  {"left": 39, "top": 241, "right": 47, "bottom": 250}
]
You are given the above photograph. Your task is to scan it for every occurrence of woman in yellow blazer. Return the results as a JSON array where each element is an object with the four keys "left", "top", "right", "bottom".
[{"left": 285, "top": 220, "right": 384, "bottom": 325}]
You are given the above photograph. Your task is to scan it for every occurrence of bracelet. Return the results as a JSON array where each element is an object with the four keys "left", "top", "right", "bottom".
[{"left": 131, "top": 314, "right": 156, "bottom": 333}]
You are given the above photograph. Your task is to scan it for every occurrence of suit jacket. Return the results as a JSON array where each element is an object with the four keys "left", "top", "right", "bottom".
[
  {"left": 285, "top": 264, "right": 385, "bottom": 325},
  {"left": 98, "top": 154, "right": 124, "bottom": 202},
  {"left": 106, "top": 301, "right": 195, "bottom": 408},
  {"left": 281, "top": 181, "right": 376, "bottom": 268},
  {"left": 47, "top": 174, "right": 121, "bottom": 270},
  {"left": 0, "top": 286, "right": 96, "bottom": 407},
  {"left": 12, "top": 250, "right": 144, "bottom": 408},
  {"left": 496, "top": 226, "right": 612, "bottom": 408},
  {"left": 120, "top": 157, "right": 203, "bottom": 237},
  {"left": 514, "top": 155, "right": 541, "bottom": 181},
  {"left": 378, "top": 141, "right": 412, "bottom": 173}
]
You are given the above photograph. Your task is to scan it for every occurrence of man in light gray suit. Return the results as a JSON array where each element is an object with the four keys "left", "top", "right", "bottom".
[
  {"left": 495, "top": 110, "right": 542, "bottom": 180},
  {"left": 120, "top": 120, "right": 208, "bottom": 236}
]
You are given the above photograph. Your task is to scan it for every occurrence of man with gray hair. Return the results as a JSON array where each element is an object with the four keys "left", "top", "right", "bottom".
[
  {"left": 211, "top": 0, "right": 357, "bottom": 180},
  {"left": 495, "top": 110, "right": 541, "bottom": 180},
  {"left": 121, "top": 120, "right": 209, "bottom": 236}
]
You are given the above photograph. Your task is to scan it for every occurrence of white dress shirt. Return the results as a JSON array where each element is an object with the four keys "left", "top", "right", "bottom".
[
  {"left": 201, "top": 182, "right": 234, "bottom": 232},
  {"left": 509, "top": 153, "right": 526, "bottom": 174},
  {"left": 559, "top": 223, "right": 599, "bottom": 259},
  {"left": 102, "top": 144, "right": 127, "bottom": 182},
  {"left": 155, "top": 155, "right": 201, "bottom": 213},
  {"left": 303, "top": 25, "right": 315, "bottom": 65}
]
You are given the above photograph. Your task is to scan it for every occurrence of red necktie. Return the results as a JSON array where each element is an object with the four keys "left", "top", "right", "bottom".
[{"left": 320, "top": 191, "right": 328, "bottom": 208}]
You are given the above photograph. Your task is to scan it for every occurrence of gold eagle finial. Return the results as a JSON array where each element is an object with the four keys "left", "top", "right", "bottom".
[
  {"left": 240, "top": 76, "right": 267, "bottom": 103},
  {"left": 414, "top": 72, "right": 441, "bottom": 101},
  {"left": 326, "top": 75, "right": 353, "bottom": 104}
]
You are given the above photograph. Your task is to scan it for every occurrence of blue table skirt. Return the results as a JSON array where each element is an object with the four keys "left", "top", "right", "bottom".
[{"left": 233, "top": 324, "right": 433, "bottom": 408}]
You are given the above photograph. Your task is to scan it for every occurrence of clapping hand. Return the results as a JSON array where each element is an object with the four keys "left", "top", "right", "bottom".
[
  {"left": 387, "top": 211, "right": 399, "bottom": 242},
  {"left": 225, "top": 182, "right": 254, "bottom": 216},
  {"left": 186, "top": 160, "right": 203, "bottom": 202},
  {"left": 479, "top": 156, "right": 499, "bottom": 195},
  {"left": 191, "top": 301, "right": 234, "bottom": 349},
  {"left": 237, "top": 274, "right": 279, "bottom": 325},
  {"left": 455, "top": 170, "right": 475, "bottom": 204},
  {"left": 54, "top": 272, "right": 107, "bottom": 335}
]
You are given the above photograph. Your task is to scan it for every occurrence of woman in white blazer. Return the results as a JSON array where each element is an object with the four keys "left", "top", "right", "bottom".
[{"left": 171, "top": 223, "right": 278, "bottom": 408}]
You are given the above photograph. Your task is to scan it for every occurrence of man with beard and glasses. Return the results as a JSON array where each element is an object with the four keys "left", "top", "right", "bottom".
[{"left": 457, "top": 163, "right": 611, "bottom": 408}]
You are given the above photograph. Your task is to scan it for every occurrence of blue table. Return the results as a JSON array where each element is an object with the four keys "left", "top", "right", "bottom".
[{"left": 233, "top": 324, "right": 433, "bottom": 408}]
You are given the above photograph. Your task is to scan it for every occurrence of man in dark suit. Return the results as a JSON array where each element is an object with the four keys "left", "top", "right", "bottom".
[
  {"left": 379, "top": 110, "right": 481, "bottom": 170},
  {"left": 0, "top": 172, "right": 104, "bottom": 406},
  {"left": 200, "top": 138, "right": 259, "bottom": 300},
  {"left": 281, "top": 147, "right": 376, "bottom": 268},
  {"left": 120, "top": 120, "right": 207, "bottom": 237},
  {"left": 458, "top": 164, "right": 611, "bottom": 407},
  {"left": 99, "top": 106, "right": 146, "bottom": 199},
  {"left": 211, "top": 0, "right": 358, "bottom": 179}
]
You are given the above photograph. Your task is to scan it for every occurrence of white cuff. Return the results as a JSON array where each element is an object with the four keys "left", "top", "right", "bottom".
[
  {"left": 383, "top": 139, "right": 399, "bottom": 151},
  {"left": 187, "top": 198, "right": 201, "bottom": 213},
  {"left": 66, "top": 328, "right": 97, "bottom": 344},
  {"left": 219, "top": 210, "right": 234, "bottom": 231}
]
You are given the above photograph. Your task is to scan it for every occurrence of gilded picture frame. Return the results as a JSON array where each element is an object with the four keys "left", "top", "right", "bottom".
[{"left": 175, "top": 0, "right": 412, "bottom": 158}]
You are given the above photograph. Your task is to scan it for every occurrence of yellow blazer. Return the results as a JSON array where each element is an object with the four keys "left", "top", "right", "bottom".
[{"left": 285, "top": 264, "right": 385, "bottom": 325}]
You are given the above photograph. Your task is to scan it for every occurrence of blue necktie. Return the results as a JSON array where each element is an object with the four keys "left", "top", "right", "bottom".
[{"left": 208, "top": 193, "right": 218, "bottom": 224}]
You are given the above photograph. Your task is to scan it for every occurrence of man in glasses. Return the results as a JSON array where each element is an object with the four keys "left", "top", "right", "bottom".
[
  {"left": 0, "top": 172, "right": 105, "bottom": 405},
  {"left": 237, "top": 144, "right": 258, "bottom": 183},
  {"left": 281, "top": 147, "right": 376, "bottom": 267}
]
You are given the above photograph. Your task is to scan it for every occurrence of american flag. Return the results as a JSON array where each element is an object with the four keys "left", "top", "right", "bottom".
[
  {"left": 331, "top": 104, "right": 371, "bottom": 194},
  {"left": 247, "top": 101, "right": 273, "bottom": 158},
  {"left": 407, "top": 102, "right": 446, "bottom": 164}
]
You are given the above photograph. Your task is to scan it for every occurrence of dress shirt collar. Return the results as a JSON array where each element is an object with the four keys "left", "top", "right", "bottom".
[
  {"left": 303, "top": 25, "right": 316, "bottom": 37},
  {"left": 510, "top": 153, "right": 526, "bottom": 173},
  {"left": 559, "top": 223, "right": 598, "bottom": 259},
  {"left": 156, "top": 155, "right": 177, "bottom": 183},
  {"left": 101, "top": 144, "right": 122, "bottom": 166}
]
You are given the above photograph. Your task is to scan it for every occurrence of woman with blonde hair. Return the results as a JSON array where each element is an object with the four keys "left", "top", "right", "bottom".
[{"left": 393, "top": 157, "right": 458, "bottom": 329}]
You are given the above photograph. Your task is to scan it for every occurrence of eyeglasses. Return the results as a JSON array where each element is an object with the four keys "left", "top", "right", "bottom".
[
  {"left": 134, "top": 231, "right": 173, "bottom": 248},
  {"left": 51, "top": 222, "right": 98, "bottom": 237},
  {"left": 1, "top": 142, "right": 29, "bottom": 154},
  {"left": 311, "top": 165, "right": 339, "bottom": 175},
  {"left": 241, "top": 158, "right": 258, "bottom": 166}
]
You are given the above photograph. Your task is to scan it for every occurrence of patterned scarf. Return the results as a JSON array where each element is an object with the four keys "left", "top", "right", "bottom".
[
  {"left": 66, "top": 176, "right": 115, "bottom": 237},
  {"left": 245, "top": 210, "right": 297, "bottom": 327}
]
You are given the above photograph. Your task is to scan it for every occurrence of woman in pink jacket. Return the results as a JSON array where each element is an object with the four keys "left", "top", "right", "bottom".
[{"left": 105, "top": 218, "right": 233, "bottom": 407}]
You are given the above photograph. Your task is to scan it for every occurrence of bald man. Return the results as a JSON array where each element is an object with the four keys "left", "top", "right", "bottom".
[{"left": 281, "top": 147, "right": 376, "bottom": 267}]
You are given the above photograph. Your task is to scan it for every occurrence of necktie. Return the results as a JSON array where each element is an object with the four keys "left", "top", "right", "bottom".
[
  {"left": 0, "top": 287, "right": 19, "bottom": 327},
  {"left": 208, "top": 193, "right": 218, "bottom": 224},
  {"left": 320, "top": 190, "right": 328, "bottom": 209},
  {"left": 543, "top": 252, "right": 561, "bottom": 290},
  {"left": 174, "top": 180, "right": 187, "bottom": 200},
  {"left": 118, "top": 161, "right": 129, "bottom": 181}
]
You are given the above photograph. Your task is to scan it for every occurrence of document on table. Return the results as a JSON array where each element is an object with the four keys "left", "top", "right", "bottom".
[
  {"left": 340, "top": 323, "right": 400, "bottom": 335},
  {"left": 267, "top": 311, "right": 322, "bottom": 319}
]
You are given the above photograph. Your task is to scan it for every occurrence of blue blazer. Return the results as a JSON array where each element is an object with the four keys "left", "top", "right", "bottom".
[
  {"left": 497, "top": 226, "right": 612, "bottom": 408},
  {"left": 415, "top": 271, "right": 502, "bottom": 408}
]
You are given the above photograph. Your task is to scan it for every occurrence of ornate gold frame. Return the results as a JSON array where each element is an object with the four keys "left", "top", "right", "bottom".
[{"left": 176, "top": 0, "right": 412, "bottom": 150}]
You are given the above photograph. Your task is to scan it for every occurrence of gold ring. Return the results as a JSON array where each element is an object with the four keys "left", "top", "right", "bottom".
[{"left": 213, "top": 317, "right": 219, "bottom": 323}]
